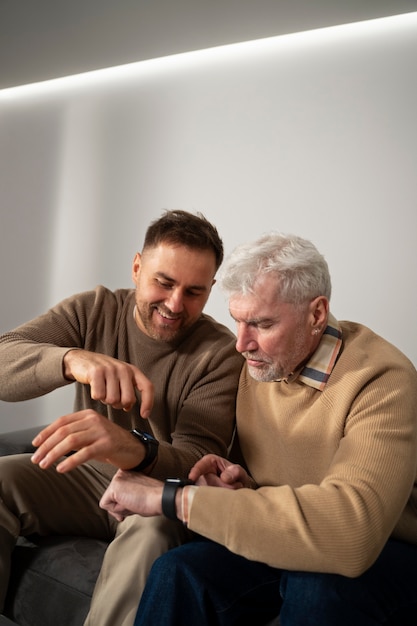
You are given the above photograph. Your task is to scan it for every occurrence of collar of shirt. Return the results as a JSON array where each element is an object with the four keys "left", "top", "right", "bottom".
[{"left": 297, "top": 312, "right": 342, "bottom": 391}]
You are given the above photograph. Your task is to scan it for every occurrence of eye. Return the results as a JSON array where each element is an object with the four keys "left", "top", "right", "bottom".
[
  {"left": 253, "top": 320, "right": 275, "bottom": 330},
  {"left": 156, "top": 279, "right": 172, "bottom": 289},
  {"left": 186, "top": 289, "right": 204, "bottom": 297}
]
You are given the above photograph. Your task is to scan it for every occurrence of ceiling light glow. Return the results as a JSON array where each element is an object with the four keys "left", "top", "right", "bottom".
[{"left": 0, "top": 12, "right": 416, "bottom": 101}]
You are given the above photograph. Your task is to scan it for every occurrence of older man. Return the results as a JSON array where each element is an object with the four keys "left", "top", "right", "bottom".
[{"left": 101, "top": 232, "right": 417, "bottom": 626}]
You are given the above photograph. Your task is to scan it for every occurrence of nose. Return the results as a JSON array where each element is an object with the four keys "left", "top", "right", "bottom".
[
  {"left": 165, "top": 288, "right": 184, "bottom": 313},
  {"left": 235, "top": 324, "right": 257, "bottom": 354}
]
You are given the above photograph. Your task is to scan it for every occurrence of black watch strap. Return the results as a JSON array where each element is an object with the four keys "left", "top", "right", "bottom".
[
  {"left": 162, "top": 478, "right": 195, "bottom": 521},
  {"left": 130, "top": 429, "right": 159, "bottom": 472}
]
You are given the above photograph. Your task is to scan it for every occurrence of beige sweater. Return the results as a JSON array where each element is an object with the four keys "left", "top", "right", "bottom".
[
  {"left": 0, "top": 286, "right": 243, "bottom": 480},
  {"left": 188, "top": 320, "right": 417, "bottom": 577}
]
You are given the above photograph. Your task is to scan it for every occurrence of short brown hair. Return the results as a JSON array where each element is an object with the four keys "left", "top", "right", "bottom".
[{"left": 143, "top": 210, "right": 224, "bottom": 270}]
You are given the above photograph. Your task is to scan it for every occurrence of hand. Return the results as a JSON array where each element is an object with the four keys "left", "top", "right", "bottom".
[
  {"left": 188, "top": 454, "right": 251, "bottom": 490},
  {"left": 31, "top": 410, "right": 150, "bottom": 473},
  {"left": 63, "top": 349, "right": 153, "bottom": 416},
  {"left": 100, "top": 469, "right": 163, "bottom": 521}
]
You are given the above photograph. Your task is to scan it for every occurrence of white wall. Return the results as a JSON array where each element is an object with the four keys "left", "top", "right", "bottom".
[{"left": 1, "top": 13, "right": 416, "bottom": 432}]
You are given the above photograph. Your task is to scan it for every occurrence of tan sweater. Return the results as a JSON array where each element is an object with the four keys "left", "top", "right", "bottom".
[
  {"left": 0, "top": 286, "right": 243, "bottom": 480},
  {"left": 188, "top": 320, "right": 417, "bottom": 577}
]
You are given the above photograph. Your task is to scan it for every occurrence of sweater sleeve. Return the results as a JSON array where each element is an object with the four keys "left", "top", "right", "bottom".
[
  {"left": 187, "top": 355, "right": 417, "bottom": 577},
  {"left": 0, "top": 292, "right": 243, "bottom": 482},
  {"left": 0, "top": 288, "right": 108, "bottom": 401},
  {"left": 146, "top": 326, "right": 244, "bottom": 480}
]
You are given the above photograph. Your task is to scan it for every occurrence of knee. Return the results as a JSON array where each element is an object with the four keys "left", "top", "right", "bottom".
[
  {"left": 149, "top": 542, "right": 204, "bottom": 581},
  {"left": 280, "top": 570, "right": 346, "bottom": 619},
  {"left": 0, "top": 456, "right": 37, "bottom": 536},
  {"left": 0, "top": 454, "right": 34, "bottom": 495},
  {"left": 141, "top": 544, "right": 195, "bottom": 598},
  {"left": 136, "top": 547, "right": 196, "bottom": 623},
  {"left": 149, "top": 547, "right": 181, "bottom": 579},
  {"left": 116, "top": 514, "right": 190, "bottom": 549}
]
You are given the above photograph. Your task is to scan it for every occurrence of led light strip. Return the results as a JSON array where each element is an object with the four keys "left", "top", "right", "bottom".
[{"left": 0, "top": 12, "right": 416, "bottom": 100}]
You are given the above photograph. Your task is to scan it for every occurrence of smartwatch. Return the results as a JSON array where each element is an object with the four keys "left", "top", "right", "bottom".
[
  {"left": 130, "top": 429, "right": 159, "bottom": 472},
  {"left": 162, "top": 478, "right": 195, "bottom": 521}
]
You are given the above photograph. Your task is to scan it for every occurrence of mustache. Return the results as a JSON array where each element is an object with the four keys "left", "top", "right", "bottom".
[{"left": 241, "top": 351, "right": 272, "bottom": 364}]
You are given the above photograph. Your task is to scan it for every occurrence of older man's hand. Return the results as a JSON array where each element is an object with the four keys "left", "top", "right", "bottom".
[
  {"left": 100, "top": 469, "right": 164, "bottom": 521},
  {"left": 189, "top": 454, "right": 252, "bottom": 489}
]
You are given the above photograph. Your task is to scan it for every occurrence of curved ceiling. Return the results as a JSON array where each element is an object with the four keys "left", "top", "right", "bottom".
[{"left": 1, "top": 0, "right": 416, "bottom": 89}]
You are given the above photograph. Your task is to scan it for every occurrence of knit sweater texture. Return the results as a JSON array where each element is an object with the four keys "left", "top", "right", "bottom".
[
  {"left": 0, "top": 286, "right": 243, "bottom": 480},
  {"left": 188, "top": 319, "right": 417, "bottom": 577}
]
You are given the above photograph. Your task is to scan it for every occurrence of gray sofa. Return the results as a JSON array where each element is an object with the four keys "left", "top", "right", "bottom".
[{"left": 0, "top": 426, "right": 280, "bottom": 626}]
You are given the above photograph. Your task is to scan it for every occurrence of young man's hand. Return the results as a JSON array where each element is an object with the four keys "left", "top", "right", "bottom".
[
  {"left": 63, "top": 349, "right": 153, "bottom": 415},
  {"left": 31, "top": 410, "right": 152, "bottom": 473}
]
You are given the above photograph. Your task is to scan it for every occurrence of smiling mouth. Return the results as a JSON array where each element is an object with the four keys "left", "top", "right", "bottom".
[{"left": 154, "top": 308, "right": 182, "bottom": 323}]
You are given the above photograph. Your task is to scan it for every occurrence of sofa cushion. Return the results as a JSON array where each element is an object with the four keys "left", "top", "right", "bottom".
[
  {"left": 0, "top": 426, "right": 40, "bottom": 456},
  {"left": 5, "top": 535, "right": 107, "bottom": 626}
]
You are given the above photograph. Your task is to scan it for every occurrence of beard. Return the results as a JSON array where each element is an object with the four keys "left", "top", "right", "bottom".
[
  {"left": 135, "top": 302, "right": 191, "bottom": 342},
  {"left": 242, "top": 327, "right": 309, "bottom": 383},
  {"left": 243, "top": 353, "right": 284, "bottom": 382}
]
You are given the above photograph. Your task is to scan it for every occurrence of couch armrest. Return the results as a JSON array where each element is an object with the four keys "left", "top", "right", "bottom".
[{"left": 0, "top": 426, "right": 47, "bottom": 456}]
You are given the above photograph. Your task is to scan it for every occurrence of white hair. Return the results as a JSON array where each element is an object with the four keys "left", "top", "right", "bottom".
[{"left": 219, "top": 232, "right": 331, "bottom": 305}]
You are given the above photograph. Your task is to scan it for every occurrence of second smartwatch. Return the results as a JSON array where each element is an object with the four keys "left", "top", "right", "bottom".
[{"left": 162, "top": 478, "right": 195, "bottom": 521}]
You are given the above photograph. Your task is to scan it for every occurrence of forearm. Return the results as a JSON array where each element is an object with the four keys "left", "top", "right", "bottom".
[
  {"left": 100, "top": 468, "right": 199, "bottom": 524},
  {"left": 187, "top": 461, "right": 416, "bottom": 579},
  {"left": 187, "top": 484, "right": 368, "bottom": 575},
  {"left": 0, "top": 334, "right": 72, "bottom": 400},
  {"left": 0, "top": 289, "right": 103, "bottom": 402}
]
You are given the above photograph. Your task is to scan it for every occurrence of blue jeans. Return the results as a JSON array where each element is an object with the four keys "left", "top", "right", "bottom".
[{"left": 134, "top": 538, "right": 417, "bottom": 625}]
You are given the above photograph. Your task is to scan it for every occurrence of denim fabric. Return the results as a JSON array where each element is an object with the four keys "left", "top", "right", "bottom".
[{"left": 135, "top": 538, "right": 417, "bottom": 626}]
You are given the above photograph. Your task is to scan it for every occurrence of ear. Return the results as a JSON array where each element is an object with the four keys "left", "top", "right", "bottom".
[
  {"left": 309, "top": 296, "right": 329, "bottom": 332},
  {"left": 132, "top": 252, "right": 142, "bottom": 284}
]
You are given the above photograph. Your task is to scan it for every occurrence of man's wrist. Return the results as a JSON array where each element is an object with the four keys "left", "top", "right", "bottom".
[
  {"left": 179, "top": 484, "right": 198, "bottom": 524},
  {"left": 130, "top": 430, "right": 159, "bottom": 472},
  {"left": 63, "top": 349, "right": 79, "bottom": 380},
  {"left": 161, "top": 479, "right": 195, "bottom": 521}
]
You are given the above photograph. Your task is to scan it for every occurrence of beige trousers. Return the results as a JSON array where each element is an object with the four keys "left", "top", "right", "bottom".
[{"left": 85, "top": 515, "right": 192, "bottom": 626}]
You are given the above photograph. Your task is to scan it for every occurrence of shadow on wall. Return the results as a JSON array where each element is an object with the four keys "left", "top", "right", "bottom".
[{"left": 0, "top": 387, "right": 75, "bottom": 434}]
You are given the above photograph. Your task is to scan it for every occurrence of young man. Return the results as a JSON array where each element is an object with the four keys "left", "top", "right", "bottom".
[
  {"left": 100, "top": 232, "right": 417, "bottom": 625},
  {"left": 0, "top": 210, "right": 243, "bottom": 626}
]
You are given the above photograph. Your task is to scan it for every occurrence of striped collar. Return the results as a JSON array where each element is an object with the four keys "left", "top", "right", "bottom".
[{"left": 297, "top": 313, "right": 342, "bottom": 391}]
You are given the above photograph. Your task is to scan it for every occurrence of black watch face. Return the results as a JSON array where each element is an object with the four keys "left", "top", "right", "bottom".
[
  {"left": 143, "top": 432, "right": 157, "bottom": 443},
  {"left": 132, "top": 430, "right": 158, "bottom": 446}
]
